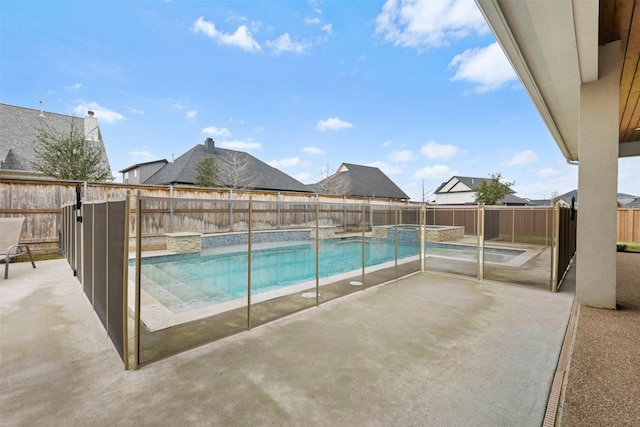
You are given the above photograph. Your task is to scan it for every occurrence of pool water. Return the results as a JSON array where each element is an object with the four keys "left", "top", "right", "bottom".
[{"left": 137, "top": 239, "right": 524, "bottom": 314}]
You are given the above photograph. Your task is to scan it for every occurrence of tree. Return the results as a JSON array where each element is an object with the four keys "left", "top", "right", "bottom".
[
  {"left": 475, "top": 172, "right": 515, "bottom": 205},
  {"left": 32, "top": 117, "right": 111, "bottom": 181},
  {"left": 317, "top": 163, "right": 351, "bottom": 195},
  {"left": 219, "top": 151, "right": 257, "bottom": 189},
  {"left": 195, "top": 156, "right": 219, "bottom": 188}
]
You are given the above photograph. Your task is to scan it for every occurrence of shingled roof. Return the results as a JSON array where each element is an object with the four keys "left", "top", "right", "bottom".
[
  {"left": 144, "top": 140, "right": 311, "bottom": 193},
  {"left": 310, "top": 163, "right": 409, "bottom": 200},
  {"left": 434, "top": 176, "right": 486, "bottom": 194},
  {"left": 0, "top": 103, "right": 112, "bottom": 177}
]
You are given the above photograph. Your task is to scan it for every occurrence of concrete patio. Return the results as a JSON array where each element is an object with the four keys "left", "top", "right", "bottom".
[{"left": 0, "top": 254, "right": 634, "bottom": 426}]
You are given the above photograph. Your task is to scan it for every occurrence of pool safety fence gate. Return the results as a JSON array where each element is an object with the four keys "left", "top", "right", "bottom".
[
  {"left": 60, "top": 193, "right": 130, "bottom": 369},
  {"left": 59, "top": 195, "right": 576, "bottom": 368}
]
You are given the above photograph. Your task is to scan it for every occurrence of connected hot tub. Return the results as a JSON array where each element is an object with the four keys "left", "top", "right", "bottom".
[{"left": 373, "top": 225, "right": 465, "bottom": 242}]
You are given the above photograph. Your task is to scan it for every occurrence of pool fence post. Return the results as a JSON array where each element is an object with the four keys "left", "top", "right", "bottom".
[
  {"left": 477, "top": 204, "right": 485, "bottom": 281},
  {"left": 550, "top": 203, "right": 559, "bottom": 292},
  {"left": 134, "top": 190, "right": 142, "bottom": 369},
  {"left": 361, "top": 203, "right": 366, "bottom": 289},
  {"left": 247, "top": 196, "right": 253, "bottom": 330},
  {"left": 545, "top": 206, "right": 549, "bottom": 247},
  {"left": 394, "top": 205, "right": 398, "bottom": 280},
  {"left": 122, "top": 191, "right": 131, "bottom": 370},
  {"left": 420, "top": 204, "right": 425, "bottom": 273},
  {"left": 315, "top": 200, "right": 320, "bottom": 306}
]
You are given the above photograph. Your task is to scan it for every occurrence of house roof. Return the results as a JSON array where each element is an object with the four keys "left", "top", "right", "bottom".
[
  {"left": 500, "top": 194, "right": 531, "bottom": 205},
  {"left": 554, "top": 189, "right": 640, "bottom": 207},
  {"left": 0, "top": 102, "right": 111, "bottom": 175},
  {"left": 310, "top": 163, "right": 409, "bottom": 200},
  {"left": 144, "top": 143, "right": 311, "bottom": 193},
  {"left": 119, "top": 159, "right": 168, "bottom": 173},
  {"left": 434, "top": 176, "right": 487, "bottom": 194},
  {"left": 528, "top": 199, "right": 552, "bottom": 206}
]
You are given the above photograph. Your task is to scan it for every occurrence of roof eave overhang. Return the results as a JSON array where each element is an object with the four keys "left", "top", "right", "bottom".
[{"left": 476, "top": 0, "right": 599, "bottom": 162}]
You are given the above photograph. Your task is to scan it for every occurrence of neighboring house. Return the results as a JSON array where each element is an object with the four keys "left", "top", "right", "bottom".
[
  {"left": 0, "top": 103, "right": 112, "bottom": 179},
  {"left": 143, "top": 138, "right": 311, "bottom": 193},
  {"left": 309, "top": 163, "right": 409, "bottom": 200},
  {"left": 119, "top": 160, "right": 168, "bottom": 184},
  {"left": 554, "top": 189, "right": 640, "bottom": 208},
  {"left": 528, "top": 199, "right": 552, "bottom": 206},
  {"left": 434, "top": 176, "right": 531, "bottom": 206}
]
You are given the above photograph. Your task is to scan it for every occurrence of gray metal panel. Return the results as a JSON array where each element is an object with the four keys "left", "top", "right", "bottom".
[
  {"left": 107, "top": 201, "right": 126, "bottom": 361},
  {"left": 82, "top": 204, "right": 94, "bottom": 302},
  {"left": 93, "top": 203, "right": 107, "bottom": 328}
]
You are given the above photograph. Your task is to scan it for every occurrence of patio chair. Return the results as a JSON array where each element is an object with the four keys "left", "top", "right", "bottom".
[{"left": 1, "top": 217, "right": 36, "bottom": 279}]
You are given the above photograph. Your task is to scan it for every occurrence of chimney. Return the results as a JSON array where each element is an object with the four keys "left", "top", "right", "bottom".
[
  {"left": 205, "top": 138, "right": 215, "bottom": 153},
  {"left": 84, "top": 111, "right": 99, "bottom": 142}
]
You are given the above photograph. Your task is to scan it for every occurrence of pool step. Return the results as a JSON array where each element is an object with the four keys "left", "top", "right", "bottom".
[{"left": 140, "top": 263, "right": 234, "bottom": 308}]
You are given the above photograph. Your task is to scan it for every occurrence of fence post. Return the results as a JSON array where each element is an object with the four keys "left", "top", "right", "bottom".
[
  {"left": 247, "top": 196, "right": 253, "bottom": 329},
  {"left": 512, "top": 208, "right": 515, "bottom": 244},
  {"left": 550, "top": 204, "right": 559, "bottom": 292},
  {"left": 420, "top": 204, "right": 425, "bottom": 273},
  {"left": 229, "top": 189, "right": 234, "bottom": 231},
  {"left": 122, "top": 191, "right": 131, "bottom": 370},
  {"left": 315, "top": 200, "right": 320, "bottom": 306},
  {"left": 394, "top": 206, "right": 399, "bottom": 279},
  {"left": 134, "top": 190, "right": 142, "bottom": 369},
  {"left": 277, "top": 192, "right": 281, "bottom": 230},
  {"left": 169, "top": 185, "right": 174, "bottom": 233},
  {"left": 361, "top": 203, "right": 366, "bottom": 289},
  {"left": 477, "top": 205, "right": 484, "bottom": 281}
]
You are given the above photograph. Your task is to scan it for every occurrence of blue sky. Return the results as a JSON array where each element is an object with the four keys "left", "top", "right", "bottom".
[{"left": 2, "top": 0, "right": 638, "bottom": 201}]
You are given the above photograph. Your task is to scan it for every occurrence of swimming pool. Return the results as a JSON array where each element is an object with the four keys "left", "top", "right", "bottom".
[{"left": 136, "top": 238, "right": 525, "bottom": 315}]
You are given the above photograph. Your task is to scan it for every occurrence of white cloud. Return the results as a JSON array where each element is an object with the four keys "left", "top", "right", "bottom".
[
  {"left": 383, "top": 140, "right": 393, "bottom": 147},
  {"left": 65, "top": 83, "right": 82, "bottom": 90},
  {"left": 125, "top": 105, "right": 144, "bottom": 115},
  {"left": 185, "top": 110, "right": 198, "bottom": 120},
  {"left": 267, "top": 33, "right": 311, "bottom": 55},
  {"left": 302, "top": 146, "right": 325, "bottom": 155},
  {"left": 375, "top": 0, "right": 488, "bottom": 49},
  {"left": 316, "top": 117, "right": 354, "bottom": 131},
  {"left": 388, "top": 150, "right": 415, "bottom": 162},
  {"left": 72, "top": 101, "right": 125, "bottom": 123},
  {"left": 219, "top": 139, "right": 261, "bottom": 150},
  {"left": 193, "top": 16, "right": 262, "bottom": 53},
  {"left": 321, "top": 24, "right": 333, "bottom": 35},
  {"left": 202, "top": 126, "right": 231, "bottom": 137},
  {"left": 127, "top": 150, "right": 154, "bottom": 159},
  {"left": 449, "top": 42, "right": 517, "bottom": 93},
  {"left": 413, "top": 164, "right": 454, "bottom": 180},
  {"left": 420, "top": 140, "right": 461, "bottom": 160},
  {"left": 501, "top": 150, "right": 539, "bottom": 167},
  {"left": 536, "top": 167, "right": 559, "bottom": 179},
  {"left": 269, "top": 156, "right": 303, "bottom": 168},
  {"left": 304, "top": 16, "right": 320, "bottom": 24},
  {"left": 366, "top": 160, "right": 404, "bottom": 175}
]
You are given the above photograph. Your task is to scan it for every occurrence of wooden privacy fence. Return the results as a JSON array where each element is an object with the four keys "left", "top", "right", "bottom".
[
  {"left": 0, "top": 178, "right": 408, "bottom": 253},
  {"left": 617, "top": 208, "right": 640, "bottom": 242}
]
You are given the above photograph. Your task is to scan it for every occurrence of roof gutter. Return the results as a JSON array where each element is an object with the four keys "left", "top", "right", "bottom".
[{"left": 475, "top": 0, "right": 578, "bottom": 161}]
